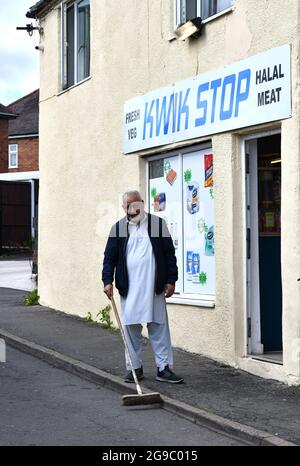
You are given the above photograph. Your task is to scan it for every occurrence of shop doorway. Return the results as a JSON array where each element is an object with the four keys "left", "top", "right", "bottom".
[{"left": 245, "top": 133, "right": 283, "bottom": 363}]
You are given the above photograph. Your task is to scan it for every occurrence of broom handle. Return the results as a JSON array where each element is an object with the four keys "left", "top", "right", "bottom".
[{"left": 110, "top": 295, "right": 143, "bottom": 396}]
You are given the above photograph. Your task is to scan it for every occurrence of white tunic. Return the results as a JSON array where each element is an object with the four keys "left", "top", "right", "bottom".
[{"left": 120, "top": 213, "right": 167, "bottom": 325}]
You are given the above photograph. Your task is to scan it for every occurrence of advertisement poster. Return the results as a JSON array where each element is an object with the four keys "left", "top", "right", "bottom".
[
  {"left": 183, "top": 151, "right": 215, "bottom": 296},
  {"left": 148, "top": 150, "right": 215, "bottom": 298},
  {"left": 148, "top": 156, "right": 183, "bottom": 292}
]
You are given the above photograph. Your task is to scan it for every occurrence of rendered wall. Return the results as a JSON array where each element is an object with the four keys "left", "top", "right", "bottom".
[{"left": 37, "top": 0, "right": 300, "bottom": 383}]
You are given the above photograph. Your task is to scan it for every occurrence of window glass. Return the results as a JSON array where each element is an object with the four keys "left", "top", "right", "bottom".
[
  {"left": 148, "top": 149, "right": 215, "bottom": 298},
  {"left": 77, "top": 0, "right": 90, "bottom": 82},
  {"left": 149, "top": 159, "right": 164, "bottom": 179},
  {"left": 201, "top": 0, "right": 234, "bottom": 20},
  {"left": 67, "top": 4, "right": 75, "bottom": 87},
  {"left": 176, "top": 0, "right": 234, "bottom": 27},
  {"left": 63, "top": 0, "right": 90, "bottom": 89},
  {"left": 9, "top": 144, "right": 18, "bottom": 167},
  {"left": 10, "top": 154, "right": 17, "bottom": 166},
  {"left": 186, "top": 0, "right": 198, "bottom": 22},
  {"left": 149, "top": 156, "right": 183, "bottom": 293},
  {"left": 182, "top": 150, "right": 215, "bottom": 295}
]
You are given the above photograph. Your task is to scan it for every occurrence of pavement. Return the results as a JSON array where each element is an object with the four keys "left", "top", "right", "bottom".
[
  {"left": 0, "top": 346, "right": 244, "bottom": 446},
  {"left": 0, "top": 287, "right": 299, "bottom": 446},
  {"left": 0, "top": 257, "right": 35, "bottom": 291}
]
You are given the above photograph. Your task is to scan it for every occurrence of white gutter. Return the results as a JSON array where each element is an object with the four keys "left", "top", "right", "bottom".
[{"left": 8, "top": 134, "right": 39, "bottom": 139}]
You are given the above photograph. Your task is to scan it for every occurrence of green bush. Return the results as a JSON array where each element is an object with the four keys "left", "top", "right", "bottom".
[
  {"left": 23, "top": 289, "right": 39, "bottom": 306},
  {"left": 85, "top": 312, "right": 95, "bottom": 323},
  {"left": 97, "top": 305, "right": 119, "bottom": 332}
]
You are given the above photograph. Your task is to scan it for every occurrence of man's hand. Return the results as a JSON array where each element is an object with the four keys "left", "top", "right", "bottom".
[
  {"left": 104, "top": 284, "right": 113, "bottom": 300},
  {"left": 164, "top": 284, "right": 175, "bottom": 298}
]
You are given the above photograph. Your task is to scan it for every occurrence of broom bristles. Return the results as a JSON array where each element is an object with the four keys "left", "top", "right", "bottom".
[{"left": 122, "top": 392, "right": 162, "bottom": 406}]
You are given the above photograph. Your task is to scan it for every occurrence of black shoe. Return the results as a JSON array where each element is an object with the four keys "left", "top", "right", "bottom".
[
  {"left": 156, "top": 365, "right": 183, "bottom": 384},
  {"left": 124, "top": 366, "right": 144, "bottom": 383}
]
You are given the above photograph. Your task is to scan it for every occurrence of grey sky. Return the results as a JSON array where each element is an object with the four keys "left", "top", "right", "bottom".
[{"left": 0, "top": 0, "right": 39, "bottom": 105}]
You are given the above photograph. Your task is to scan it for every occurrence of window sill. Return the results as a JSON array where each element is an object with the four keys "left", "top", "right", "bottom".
[
  {"left": 166, "top": 295, "right": 215, "bottom": 307},
  {"left": 170, "top": 6, "right": 235, "bottom": 42},
  {"left": 57, "top": 76, "right": 92, "bottom": 97}
]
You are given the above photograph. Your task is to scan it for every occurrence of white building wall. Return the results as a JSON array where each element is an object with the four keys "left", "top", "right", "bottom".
[{"left": 37, "top": 0, "right": 300, "bottom": 383}]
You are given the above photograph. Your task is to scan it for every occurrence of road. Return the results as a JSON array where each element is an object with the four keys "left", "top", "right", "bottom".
[{"left": 0, "top": 346, "right": 245, "bottom": 446}]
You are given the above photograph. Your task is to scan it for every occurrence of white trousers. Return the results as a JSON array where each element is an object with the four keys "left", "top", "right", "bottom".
[{"left": 123, "top": 321, "right": 174, "bottom": 372}]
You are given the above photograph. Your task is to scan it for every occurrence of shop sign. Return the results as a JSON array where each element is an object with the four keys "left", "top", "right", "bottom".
[{"left": 123, "top": 44, "right": 291, "bottom": 154}]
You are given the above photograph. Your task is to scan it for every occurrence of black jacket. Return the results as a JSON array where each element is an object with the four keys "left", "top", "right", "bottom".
[{"left": 102, "top": 213, "right": 178, "bottom": 297}]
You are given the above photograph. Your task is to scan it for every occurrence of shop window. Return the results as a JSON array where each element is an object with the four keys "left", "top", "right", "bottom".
[
  {"left": 148, "top": 148, "right": 215, "bottom": 302},
  {"left": 174, "top": 0, "right": 234, "bottom": 28},
  {"left": 8, "top": 144, "right": 18, "bottom": 168},
  {"left": 61, "top": 0, "right": 90, "bottom": 89}
]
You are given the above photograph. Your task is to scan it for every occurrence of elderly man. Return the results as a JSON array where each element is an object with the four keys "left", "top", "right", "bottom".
[{"left": 102, "top": 190, "right": 183, "bottom": 384}]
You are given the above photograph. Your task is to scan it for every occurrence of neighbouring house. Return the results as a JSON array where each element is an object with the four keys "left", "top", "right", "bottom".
[
  {"left": 26, "top": 0, "right": 300, "bottom": 385},
  {"left": 0, "top": 103, "right": 16, "bottom": 172},
  {"left": 0, "top": 90, "right": 39, "bottom": 253}
]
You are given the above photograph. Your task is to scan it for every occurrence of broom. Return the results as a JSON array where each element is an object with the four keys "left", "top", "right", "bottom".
[{"left": 110, "top": 295, "right": 162, "bottom": 406}]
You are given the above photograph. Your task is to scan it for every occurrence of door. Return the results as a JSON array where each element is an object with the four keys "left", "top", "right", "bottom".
[
  {"left": 0, "top": 181, "right": 31, "bottom": 253},
  {"left": 246, "top": 134, "right": 283, "bottom": 354}
]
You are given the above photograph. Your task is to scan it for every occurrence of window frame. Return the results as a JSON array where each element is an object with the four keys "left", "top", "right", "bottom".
[
  {"left": 146, "top": 143, "right": 215, "bottom": 308},
  {"left": 174, "top": 0, "right": 234, "bottom": 30},
  {"left": 8, "top": 144, "right": 18, "bottom": 169},
  {"left": 61, "top": 0, "right": 91, "bottom": 90}
]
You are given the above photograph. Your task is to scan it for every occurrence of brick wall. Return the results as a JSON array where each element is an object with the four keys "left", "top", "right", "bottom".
[
  {"left": 7, "top": 137, "right": 39, "bottom": 172},
  {"left": 0, "top": 119, "right": 9, "bottom": 173}
]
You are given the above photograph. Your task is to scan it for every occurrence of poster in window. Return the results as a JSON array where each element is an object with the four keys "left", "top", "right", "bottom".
[
  {"left": 183, "top": 150, "right": 215, "bottom": 295},
  {"left": 148, "top": 156, "right": 183, "bottom": 292}
]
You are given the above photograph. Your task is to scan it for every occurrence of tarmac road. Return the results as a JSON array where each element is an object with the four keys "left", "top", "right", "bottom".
[{"left": 0, "top": 346, "right": 244, "bottom": 446}]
